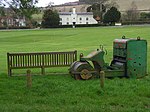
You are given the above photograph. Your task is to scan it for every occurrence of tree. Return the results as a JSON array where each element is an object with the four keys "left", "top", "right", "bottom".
[
  {"left": 103, "top": 7, "right": 121, "bottom": 24},
  {"left": 87, "top": 3, "right": 106, "bottom": 21},
  {"left": 122, "top": 1, "right": 139, "bottom": 21},
  {"left": 140, "top": 12, "right": 150, "bottom": 20},
  {"left": 0, "top": 6, "right": 5, "bottom": 16},
  {"left": 0, "top": 1, "right": 6, "bottom": 16},
  {"left": 0, "top": 0, "right": 39, "bottom": 27},
  {"left": 42, "top": 9, "right": 60, "bottom": 28},
  {"left": 85, "top": 0, "right": 108, "bottom": 22}
]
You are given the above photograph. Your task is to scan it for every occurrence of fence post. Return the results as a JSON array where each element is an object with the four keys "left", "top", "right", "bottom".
[
  {"left": 100, "top": 71, "right": 105, "bottom": 89},
  {"left": 27, "top": 70, "right": 32, "bottom": 88}
]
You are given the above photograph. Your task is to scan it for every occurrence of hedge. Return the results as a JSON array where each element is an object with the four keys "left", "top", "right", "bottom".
[{"left": 122, "top": 21, "right": 150, "bottom": 25}]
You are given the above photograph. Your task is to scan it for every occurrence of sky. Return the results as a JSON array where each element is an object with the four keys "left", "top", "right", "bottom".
[{"left": 37, "top": 0, "right": 78, "bottom": 7}]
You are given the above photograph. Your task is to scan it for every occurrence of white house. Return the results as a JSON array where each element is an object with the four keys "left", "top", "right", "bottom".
[
  {"left": 0, "top": 16, "right": 26, "bottom": 27},
  {"left": 59, "top": 8, "right": 97, "bottom": 25}
]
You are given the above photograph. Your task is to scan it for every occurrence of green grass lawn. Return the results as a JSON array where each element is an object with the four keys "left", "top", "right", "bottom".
[{"left": 0, "top": 26, "right": 150, "bottom": 112}]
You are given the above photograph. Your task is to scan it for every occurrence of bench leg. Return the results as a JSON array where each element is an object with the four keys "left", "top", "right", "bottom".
[
  {"left": 41, "top": 67, "right": 45, "bottom": 75},
  {"left": 8, "top": 69, "right": 12, "bottom": 76}
]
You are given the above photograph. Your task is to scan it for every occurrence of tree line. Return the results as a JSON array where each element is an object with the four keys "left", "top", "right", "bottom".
[
  {"left": 0, "top": 0, "right": 150, "bottom": 28},
  {"left": 0, "top": 0, "right": 121, "bottom": 28}
]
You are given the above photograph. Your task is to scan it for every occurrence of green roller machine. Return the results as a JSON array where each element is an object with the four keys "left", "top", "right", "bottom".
[{"left": 69, "top": 36, "right": 147, "bottom": 80}]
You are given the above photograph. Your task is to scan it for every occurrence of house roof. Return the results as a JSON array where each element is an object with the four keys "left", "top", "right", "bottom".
[{"left": 59, "top": 12, "right": 93, "bottom": 15}]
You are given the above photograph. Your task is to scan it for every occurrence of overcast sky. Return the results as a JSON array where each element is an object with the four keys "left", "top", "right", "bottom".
[{"left": 37, "top": 0, "right": 78, "bottom": 7}]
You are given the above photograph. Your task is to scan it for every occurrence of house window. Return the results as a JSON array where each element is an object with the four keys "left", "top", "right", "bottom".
[
  {"left": 86, "top": 22, "right": 89, "bottom": 24},
  {"left": 86, "top": 17, "right": 89, "bottom": 21},
  {"left": 79, "top": 18, "right": 82, "bottom": 20},
  {"left": 60, "top": 18, "right": 62, "bottom": 21},
  {"left": 67, "top": 22, "right": 69, "bottom": 25},
  {"left": 8, "top": 19, "right": 11, "bottom": 24},
  {"left": 60, "top": 22, "right": 62, "bottom": 25},
  {"left": 67, "top": 18, "right": 69, "bottom": 21}
]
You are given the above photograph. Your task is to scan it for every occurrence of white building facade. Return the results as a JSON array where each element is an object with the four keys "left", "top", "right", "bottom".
[{"left": 59, "top": 8, "right": 97, "bottom": 25}]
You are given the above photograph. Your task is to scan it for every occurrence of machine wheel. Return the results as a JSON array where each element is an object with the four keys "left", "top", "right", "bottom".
[
  {"left": 80, "top": 69, "right": 92, "bottom": 80},
  {"left": 69, "top": 61, "right": 94, "bottom": 80}
]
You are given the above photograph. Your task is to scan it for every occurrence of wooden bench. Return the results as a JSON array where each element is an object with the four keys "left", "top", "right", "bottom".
[{"left": 7, "top": 51, "right": 77, "bottom": 76}]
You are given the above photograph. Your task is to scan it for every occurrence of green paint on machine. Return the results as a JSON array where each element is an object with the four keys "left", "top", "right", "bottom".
[
  {"left": 126, "top": 39, "right": 147, "bottom": 78},
  {"left": 113, "top": 37, "right": 147, "bottom": 78}
]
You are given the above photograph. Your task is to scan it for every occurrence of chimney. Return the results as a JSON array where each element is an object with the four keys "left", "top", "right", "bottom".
[{"left": 72, "top": 7, "right": 76, "bottom": 14}]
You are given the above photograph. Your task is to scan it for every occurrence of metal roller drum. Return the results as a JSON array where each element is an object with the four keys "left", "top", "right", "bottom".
[{"left": 69, "top": 61, "right": 94, "bottom": 80}]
